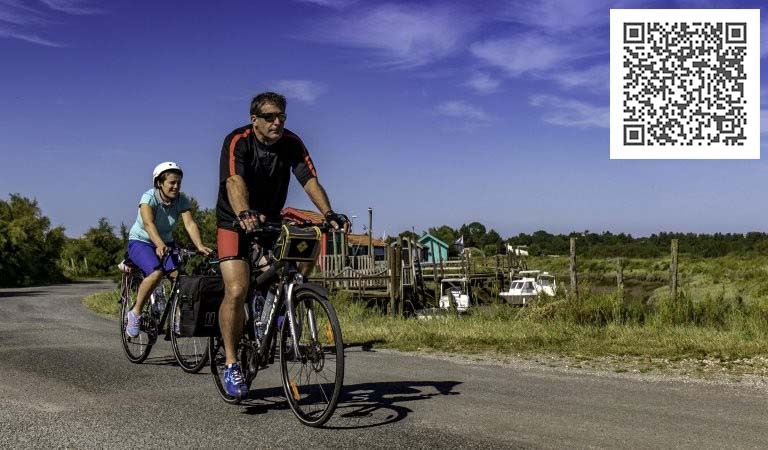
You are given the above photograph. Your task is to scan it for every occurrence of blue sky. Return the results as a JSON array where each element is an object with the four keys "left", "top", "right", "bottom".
[{"left": 0, "top": 0, "right": 767, "bottom": 239}]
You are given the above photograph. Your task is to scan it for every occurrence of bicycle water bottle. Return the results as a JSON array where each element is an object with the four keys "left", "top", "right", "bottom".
[
  {"left": 252, "top": 293, "right": 265, "bottom": 340},
  {"left": 152, "top": 286, "right": 166, "bottom": 315}
]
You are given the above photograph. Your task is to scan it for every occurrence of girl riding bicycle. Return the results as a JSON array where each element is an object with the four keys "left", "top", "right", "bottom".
[{"left": 125, "top": 161, "right": 212, "bottom": 337}]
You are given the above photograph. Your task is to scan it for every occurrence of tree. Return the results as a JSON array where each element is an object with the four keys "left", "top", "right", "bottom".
[
  {"left": 0, "top": 194, "right": 67, "bottom": 286},
  {"left": 172, "top": 196, "right": 217, "bottom": 249},
  {"left": 60, "top": 218, "right": 124, "bottom": 277},
  {"left": 428, "top": 225, "right": 458, "bottom": 256},
  {"left": 458, "top": 222, "right": 487, "bottom": 249},
  {"left": 481, "top": 229, "right": 503, "bottom": 255}
]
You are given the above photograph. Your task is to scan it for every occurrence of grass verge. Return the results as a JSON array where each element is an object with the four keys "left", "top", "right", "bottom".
[
  {"left": 83, "top": 288, "right": 121, "bottom": 317},
  {"left": 82, "top": 285, "right": 768, "bottom": 374}
]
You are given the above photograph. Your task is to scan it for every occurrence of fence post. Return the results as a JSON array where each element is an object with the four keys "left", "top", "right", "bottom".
[
  {"left": 670, "top": 239, "right": 678, "bottom": 302},
  {"left": 616, "top": 257, "right": 624, "bottom": 302},
  {"left": 389, "top": 246, "right": 397, "bottom": 316},
  {"left": 429, "top": 241, "right": 438, "bottom": 300},
  {"left": 569, "top": 238, "right": 578, "bottom": 302}
]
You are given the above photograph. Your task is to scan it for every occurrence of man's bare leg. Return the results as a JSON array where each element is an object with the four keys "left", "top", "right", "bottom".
[{"left": 219, "top": 259, "right": 250, "bottom": 365}]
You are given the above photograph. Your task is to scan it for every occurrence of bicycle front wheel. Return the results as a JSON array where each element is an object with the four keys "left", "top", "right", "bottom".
[
  {"left": 279, "top": 289, "right": 344, "bottom": 427},
  {"left": 209, "top": 335, "right": 248, "bottom": 404},
  {"left": 170, "top": 294, "right": 209, "bottom": 373},
  {"left": 120, "top": 273, "right": 154, "bottom": 363}
]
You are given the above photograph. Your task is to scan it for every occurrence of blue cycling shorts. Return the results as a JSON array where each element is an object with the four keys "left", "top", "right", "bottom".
[{"left": 127, "top": 240, "right": 179, "bottom": 276}]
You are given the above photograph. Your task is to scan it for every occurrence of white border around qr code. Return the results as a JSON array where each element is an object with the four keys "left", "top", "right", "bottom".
[{"left": 610, "top": 9, "right": 760, "bottom": 159}]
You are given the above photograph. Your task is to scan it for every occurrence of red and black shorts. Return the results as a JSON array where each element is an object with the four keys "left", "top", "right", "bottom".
[
  {"left": 216, "top": 228, "right": 251, "bottom": 261},
  {"left": 217, "top": 227, "right": 278, "bottom": 264}
]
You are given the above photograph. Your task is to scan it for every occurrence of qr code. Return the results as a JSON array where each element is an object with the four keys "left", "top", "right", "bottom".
[{"left": 610, "top": 9, "right": 760, "bottom": 159}]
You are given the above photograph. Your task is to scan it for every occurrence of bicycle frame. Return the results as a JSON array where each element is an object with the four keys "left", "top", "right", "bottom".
[
  {"left": 123, "top": 248, "right": 197, "bottom": 340},
  {"left": 244, "top": 262, "right": 296, "bottom": 368},
  {"left": 244, "top": 253, "right": 326, "bottom": 370}
]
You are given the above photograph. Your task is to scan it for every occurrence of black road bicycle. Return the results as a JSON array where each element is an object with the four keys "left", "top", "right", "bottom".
[
  {"left": 209, "top": 222, "right": 344, "bottom": 427},
  {"left": 119, "top": 248, "right": 215, "bottom": 373}
]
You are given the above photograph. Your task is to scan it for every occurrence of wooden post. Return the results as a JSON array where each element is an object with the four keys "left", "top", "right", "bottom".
[
  {"left": 397, "top": 242, "right": 404, "bottom": 310},
  {"left": 389, "top": 246, "right": 397, "bottom": 316},
  {"left": 429, "top": 241, "right": 438, "bottom": 301},
  {"left": 670, "top": 239, "right": 679, "bottom": 302},
  {"left": 342, "top": 233, "right": 349, "bottom": 290},
  {"left": 616, "top": 257, "right": 624, "bottom": 301},
  {"left": 368, "top": 207, "right": 373, "bottom": 266},
  {"left": 439, "top": 248, "right": 445, "bottom": 281},
  {"left": 569, "top": 238, "right": 578, "bottom": 302}
]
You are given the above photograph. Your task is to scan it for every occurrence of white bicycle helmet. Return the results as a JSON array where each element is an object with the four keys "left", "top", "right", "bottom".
[{"left": 152, "top": 161, "right": 183, "bottom": 184}]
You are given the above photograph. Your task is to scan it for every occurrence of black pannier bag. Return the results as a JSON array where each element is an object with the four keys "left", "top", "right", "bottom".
[
  {"left": 274, "top": 224, "right": 322, "bottom": 262},
  {"left": 176, "top": 275, "right": 225, "bottom": 337}
]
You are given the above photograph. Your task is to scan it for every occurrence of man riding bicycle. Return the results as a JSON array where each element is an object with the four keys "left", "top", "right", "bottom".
[{"left": 215, "top": 91, "right": 349, "bottom": 399}]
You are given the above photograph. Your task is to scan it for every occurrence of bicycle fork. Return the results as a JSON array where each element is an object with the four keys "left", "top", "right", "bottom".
[
  {"left": 285, "top": 282, "right": 301, "bottom": 360},
  {"left": 284, "top": 283, "right": 319, "bottom": 361}
]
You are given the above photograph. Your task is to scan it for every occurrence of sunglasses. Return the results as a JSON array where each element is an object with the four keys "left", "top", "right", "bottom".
[{"left": 255, "top": 112, "right": 287, "bottom": 123}]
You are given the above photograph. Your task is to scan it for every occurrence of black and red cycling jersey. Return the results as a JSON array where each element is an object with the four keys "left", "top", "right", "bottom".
[{"left": 215, "top": 125, "right": 317, "bottom": 230}]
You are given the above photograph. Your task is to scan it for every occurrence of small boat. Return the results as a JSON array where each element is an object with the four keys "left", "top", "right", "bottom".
[
  {"left": 438, "top": 277, "right": 470, "bottom": 312},
  {"left": 499, "top": 270, "right": 557, "bottom": 305}
]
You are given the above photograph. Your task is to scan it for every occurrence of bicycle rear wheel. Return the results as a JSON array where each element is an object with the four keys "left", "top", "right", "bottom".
[
  {"left": 170, "top": 293, "right": 209, "bottom": 373},
  {"left": 120, "top": 273, "right": 155, "bottom": 363},
  {"left": 279, "top": 289, "right": 344, "bottom": 427}
]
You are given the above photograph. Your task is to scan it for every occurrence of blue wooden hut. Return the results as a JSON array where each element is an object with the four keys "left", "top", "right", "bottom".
[{"left": 418, "top": 234, "right": 449, "bottom": 263}]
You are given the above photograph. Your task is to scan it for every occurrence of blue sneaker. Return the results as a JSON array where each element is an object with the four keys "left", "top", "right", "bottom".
[
  {"left": 126, "top": 310, "right": 141, "bottom": 338},
  {"left": 223, "top": 363, "right": 248, "bottom": 399}
]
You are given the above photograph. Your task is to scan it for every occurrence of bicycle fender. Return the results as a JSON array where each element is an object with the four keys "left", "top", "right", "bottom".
[{"left": 294, "top": 282, "right": 329, "bottom": 298}]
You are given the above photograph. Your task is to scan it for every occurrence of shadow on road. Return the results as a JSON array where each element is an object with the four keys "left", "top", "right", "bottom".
[
  {"left": 240, "top": 380, "right": 462, "bottom": 429},
  {"left": 142, "top": 355, "right": 180, "bottom": 367},
  {"left": 344, "top": 340, "right": 386, "bottom": 352},
  {"left": 0, "top": 290, "right": 46, "bottom": 298}
]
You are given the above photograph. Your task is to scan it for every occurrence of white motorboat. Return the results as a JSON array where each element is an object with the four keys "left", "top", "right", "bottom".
[
  {"left": 499, "top": 270, "right": 557, "bottom": 305},
  {"left": 438, "top": 277, "right": 470, "bottom": 312}
]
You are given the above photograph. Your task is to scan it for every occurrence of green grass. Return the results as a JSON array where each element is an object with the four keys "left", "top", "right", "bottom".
[
  {"left": 81, "top": 254, "right": 768, "bottom": 363},
  {"left": 337, "top": 254, "right": 768, "bottom": 361},
  {"left": 336, "top": 301, "right": 768, "bottom": 360},
  {"left": 83, "top": 288, "right": 121, "bottom": 316}
]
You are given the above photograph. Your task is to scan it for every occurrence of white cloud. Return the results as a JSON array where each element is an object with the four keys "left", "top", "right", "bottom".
[
  {"left": 464, "top": 72, "right": 500, "bottom": 95},
  {"left": 293, "top": 0, "right": 357, "bottom": 9},
  {"left": 0, "top": 0, "right": 49, "bottom": 25},
  {"left": 307, "top": 3, "right": 480, "bottom": 69},
  {"left": 762, "top": 17, "right": 768, "bottom": 59},
  {"left": 503, "top": 0, "right": 612, "bottom": 32},
  {"left": 548, "top": 64, "right": 609, "bottom": 91},
  {"left": 434, "top": 100, "right": 490, "bottom": 122},
  {"left": 0, "top": 27, "right": 62, "bottom": 46},
  {"left": 271, "top": 80, "right": 327, "bottom": 104},
  {"left": 529, "top": 95, "right": 608, "bottom": 128},
  {"left": 39, "top": 0, "right": 102, "bottom": 15},
  {"left": 0, "top": 0, "right": 101, "bottom": 46},
  {"left": 470, "top": 34, "right": 597, "bottom": 77}
]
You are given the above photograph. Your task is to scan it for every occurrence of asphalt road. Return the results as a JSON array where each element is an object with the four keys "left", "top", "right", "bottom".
[{"left": 1, "top": 281, "right": 767, "bottom": 449}]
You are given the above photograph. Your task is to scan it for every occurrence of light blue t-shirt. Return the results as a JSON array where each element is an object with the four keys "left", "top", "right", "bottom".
[{"left": 128, "top": 189, "right": 191, "bottom": 244}]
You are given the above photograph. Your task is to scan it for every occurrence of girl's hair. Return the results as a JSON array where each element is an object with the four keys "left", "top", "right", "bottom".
[{"left": 154, "top": 169, "right": 182, "bottom": 188}]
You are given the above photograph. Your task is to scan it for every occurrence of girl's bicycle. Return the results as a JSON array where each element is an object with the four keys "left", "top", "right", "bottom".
[
  {"left": 208, "top": 222, "right": 344, "bottom": 427},
  {"left": 118, "top": 248, "right": 215, "bottom": 373}
]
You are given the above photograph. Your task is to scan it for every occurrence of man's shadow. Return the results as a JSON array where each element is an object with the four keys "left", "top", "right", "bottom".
[{"left": 240, "top": 380, "right": 462, "bottom": 429}]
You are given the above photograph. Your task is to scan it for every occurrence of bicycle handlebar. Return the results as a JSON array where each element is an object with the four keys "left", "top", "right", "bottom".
[{"left": 232, "top": 220, "right": 341, "bottom": 235}]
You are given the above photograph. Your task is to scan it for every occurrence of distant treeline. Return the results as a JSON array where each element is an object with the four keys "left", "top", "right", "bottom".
[
  {"left": 504, "top": 230, "right": 768, "bottom": 258},
  {"left": 406, "top": 222, "right": 768, "bottom": 259},
  {"left": 0, "top": 194, "right": 217, "bottom": 288},
  {"left": 3, "top": 193, "right": 767, "bottom": 287}
]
